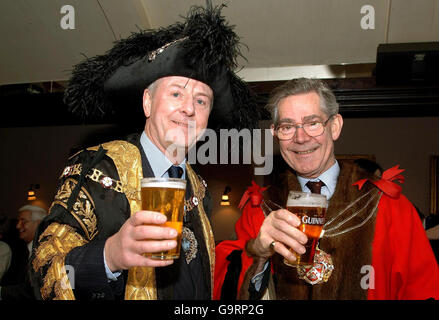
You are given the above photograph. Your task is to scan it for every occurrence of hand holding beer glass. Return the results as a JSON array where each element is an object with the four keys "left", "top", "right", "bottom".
[
  {"left": 284, "top": 191, "right": 327, "bottom": 267},
  {"left": 141, "top": 177, "right": 186, "bottom": 260}
]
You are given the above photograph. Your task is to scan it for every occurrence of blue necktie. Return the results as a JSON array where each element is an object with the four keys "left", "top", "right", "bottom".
[{"left": 168, "top": 165, "right": 183, "bottom": 178}]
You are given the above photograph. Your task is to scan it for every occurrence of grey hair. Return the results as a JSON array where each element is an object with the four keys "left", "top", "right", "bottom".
[
  {"left": 18, "top": 205, "right": 47, "bottom": 221},
  {"left": 266, "top": 78, "right": 339, "bottom": 125},
  {"left": 146, "top": 77, "right": 214, "bottom": 109},
  {"left": 146, "top": 79, "right": 159, "bottom": 98}
]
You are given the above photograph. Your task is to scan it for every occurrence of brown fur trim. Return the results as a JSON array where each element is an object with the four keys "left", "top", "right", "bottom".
[{"left": 272, "top": 160, "right": 380, "bottom": 299}]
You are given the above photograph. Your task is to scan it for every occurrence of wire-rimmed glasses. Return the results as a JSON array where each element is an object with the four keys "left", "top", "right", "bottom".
[{"left": 274, "top": 115, "right": 334, "bottom": 140}]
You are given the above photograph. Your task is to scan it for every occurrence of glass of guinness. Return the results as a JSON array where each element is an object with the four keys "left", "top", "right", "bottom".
[
  {"left": 141, "top": 177, "right": 186, "bottom": 260},
  {"left": 284, "top": 191, "right": 327, "bottom": 267}
]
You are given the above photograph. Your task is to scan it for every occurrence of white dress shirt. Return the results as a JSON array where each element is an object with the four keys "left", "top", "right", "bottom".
[{"left": 297, "top": 160, "right": 340, "bottom": 199}]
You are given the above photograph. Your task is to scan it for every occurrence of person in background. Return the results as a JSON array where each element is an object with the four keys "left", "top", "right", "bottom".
[
  {"left": 427, "top": 224, "right": 439, "bottom": 240},
  {"left": 426, "top": 222, "right": 439, "bottom": 263},
  {"left": 354, "top": 158, "right": 383, "bottom": 177},
  {"left": 16, "top": 205, "right": 47, "bottom": 258},
  {"left": 0, "top": 205, "right": 46, "bottom": 299},
  {"left": 0, "top": 213, "right": 12, "bottom": 283}
]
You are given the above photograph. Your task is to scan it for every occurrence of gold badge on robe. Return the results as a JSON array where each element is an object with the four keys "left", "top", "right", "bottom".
[{"left": 296, "top": 246, "right": 334, "bottom": 285}]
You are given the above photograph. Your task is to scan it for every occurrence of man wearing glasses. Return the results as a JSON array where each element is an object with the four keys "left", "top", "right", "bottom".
[
  {"left": 0, "top": 205, "right": 46, "bottom": 299},
  {"left": 217, "top": 78, "right": 439, "bottom": 300}
]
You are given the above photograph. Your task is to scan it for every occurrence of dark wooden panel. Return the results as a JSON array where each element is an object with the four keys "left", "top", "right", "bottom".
[{"left": 1, "top": 78, "right": 439, "bottom": 128}]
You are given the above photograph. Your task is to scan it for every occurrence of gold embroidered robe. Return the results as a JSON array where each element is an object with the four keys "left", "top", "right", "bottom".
[{"left": 30, "top": 134, "right": 215, "bottom": 300}]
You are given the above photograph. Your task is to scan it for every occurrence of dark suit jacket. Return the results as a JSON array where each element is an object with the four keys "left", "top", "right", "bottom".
[
  {"left": 1, "top": 252, "right": 35, "bottom": 300},
  {"left": 1, "top": 278, "right": 34, "bottom": 300}
]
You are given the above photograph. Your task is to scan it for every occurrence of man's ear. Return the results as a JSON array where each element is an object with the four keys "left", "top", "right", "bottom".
[
  {"left": 330, "top": 114, "right": 343, "bottom": 141},
  {"left": 270, "top": 123, "right": 276, "bottom": 137},
  {"left": 143, "top": 89, "right": 152, "bottom": 118}
]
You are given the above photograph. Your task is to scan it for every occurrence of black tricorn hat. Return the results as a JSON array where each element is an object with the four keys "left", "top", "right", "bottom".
[{"left": 64, "top": 4, "right": 263, "bottom": 130}]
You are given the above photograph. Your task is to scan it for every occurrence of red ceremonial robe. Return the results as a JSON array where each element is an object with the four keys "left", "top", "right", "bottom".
[
  {"left": 214, "top": 182, "right": 266, "bottom": 300},
  {"left": 369, "top": 193, "right": 439, "bottom": 299},
  {"left": 214, "top": 167, "right": 439, "bottom": 300}
]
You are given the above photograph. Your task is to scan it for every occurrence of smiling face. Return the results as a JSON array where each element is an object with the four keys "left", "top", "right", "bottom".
[
  {"left": 271, "top": 92, "right": 343, "bottom": 179},
  {"left": 16, "top": 210, "right": 39, "bottom": 244},
  {"left": 143, "top": 76, "right": 213, "bottom": 161}
]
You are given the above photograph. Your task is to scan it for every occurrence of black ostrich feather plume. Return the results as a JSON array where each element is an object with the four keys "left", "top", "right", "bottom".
[{"left": 63, "top": 4, "right": 263, "bottom": 130}]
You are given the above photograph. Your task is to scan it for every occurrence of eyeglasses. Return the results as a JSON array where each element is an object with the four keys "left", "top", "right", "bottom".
[{"left": 274, "top": 115, "right": 333, "bottom": 140}]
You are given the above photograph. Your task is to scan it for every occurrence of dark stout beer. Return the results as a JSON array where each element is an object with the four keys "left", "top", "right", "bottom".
[
  {"left": 284, "top": 192, "right": 327, "bottom": 267},
  {"left": 141, "top": 178, "right": 186, "bottom": 260}
]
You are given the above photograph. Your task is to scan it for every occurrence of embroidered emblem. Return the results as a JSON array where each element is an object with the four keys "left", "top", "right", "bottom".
[
  {"left": 100, "top": 176, "right": 113, "bottom": 188},
  {"left": 296, "top": 246, "right": 334, "bottom": 285},
  {"left": 62, "top": 166, "right": 72, "bottom": 177},
  {"left": 52, "top": 178, "right": 98, "bottom": 241},
  {"left": 182, "top": 226, "right": 198, "bottom": 264},
  {"left": 59, "top": 164, "right": 125, "bottom": 195},
  {"left": 60, "top": 164, "right": 81, "bottom": 178},
  {"left": 184, "top": 174, "right": 206, "bottom": 213},
  {"left": 147, "top": 37, "right": 188, "bottom": 62}
]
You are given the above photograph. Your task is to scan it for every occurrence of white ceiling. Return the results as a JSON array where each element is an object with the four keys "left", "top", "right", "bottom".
[{"left": 0, "top": 0, "right": 438, "bottom": 85}]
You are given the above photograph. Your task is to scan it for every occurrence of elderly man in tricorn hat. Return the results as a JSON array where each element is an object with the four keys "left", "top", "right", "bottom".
[{"left": 30, "top": 4, "right": 262, "bottom": 300}]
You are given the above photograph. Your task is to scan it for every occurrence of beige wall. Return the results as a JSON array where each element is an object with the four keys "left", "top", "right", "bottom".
[
  {"left": 197, "top": 166, "right": 253, "bottom": 242},
  {"left": 336, "top": 117, "right": 439, "bottom": 217},
  {"left": 0, "top": 124, "right": 119, "bottom": 218}
]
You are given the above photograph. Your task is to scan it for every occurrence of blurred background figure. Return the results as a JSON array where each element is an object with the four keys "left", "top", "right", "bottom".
[
  {"left": 354, "top": 158, "right": 383, "bottom": 177},
  {"left": 427, "top": 224, "right": 439, "bottom": 240},
  {"left": 0, "top": 205, "right": 46, "bottom": 300},
  {"left": 0, "top": 213, "right": 12, "bottom": 283},
  {"left": 16, "top": 205, "right": 47, "bottom": 258},
  {"left": 425, "top": 216, "right": 439, "bottom": 264}
]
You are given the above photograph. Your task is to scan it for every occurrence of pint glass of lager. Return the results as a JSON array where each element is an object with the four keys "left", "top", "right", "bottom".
[
  {"left": 284, "top": 191, "right": 327, "bottom": 267},
  {"left": 141, "top": 177, "right": 186, "bottom": 260}
]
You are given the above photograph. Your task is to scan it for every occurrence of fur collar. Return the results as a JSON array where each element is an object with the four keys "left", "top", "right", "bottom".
[{"left": 270, "top": 160, "right": 381, "bottom": 299}]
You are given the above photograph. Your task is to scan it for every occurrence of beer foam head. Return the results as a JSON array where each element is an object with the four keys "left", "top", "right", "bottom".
[
  {"left": 287, "top": 191, "right": 327, "bottom": 208},
  {"left": 141, "top": 178, "right": 186, "bottom": 189}
]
